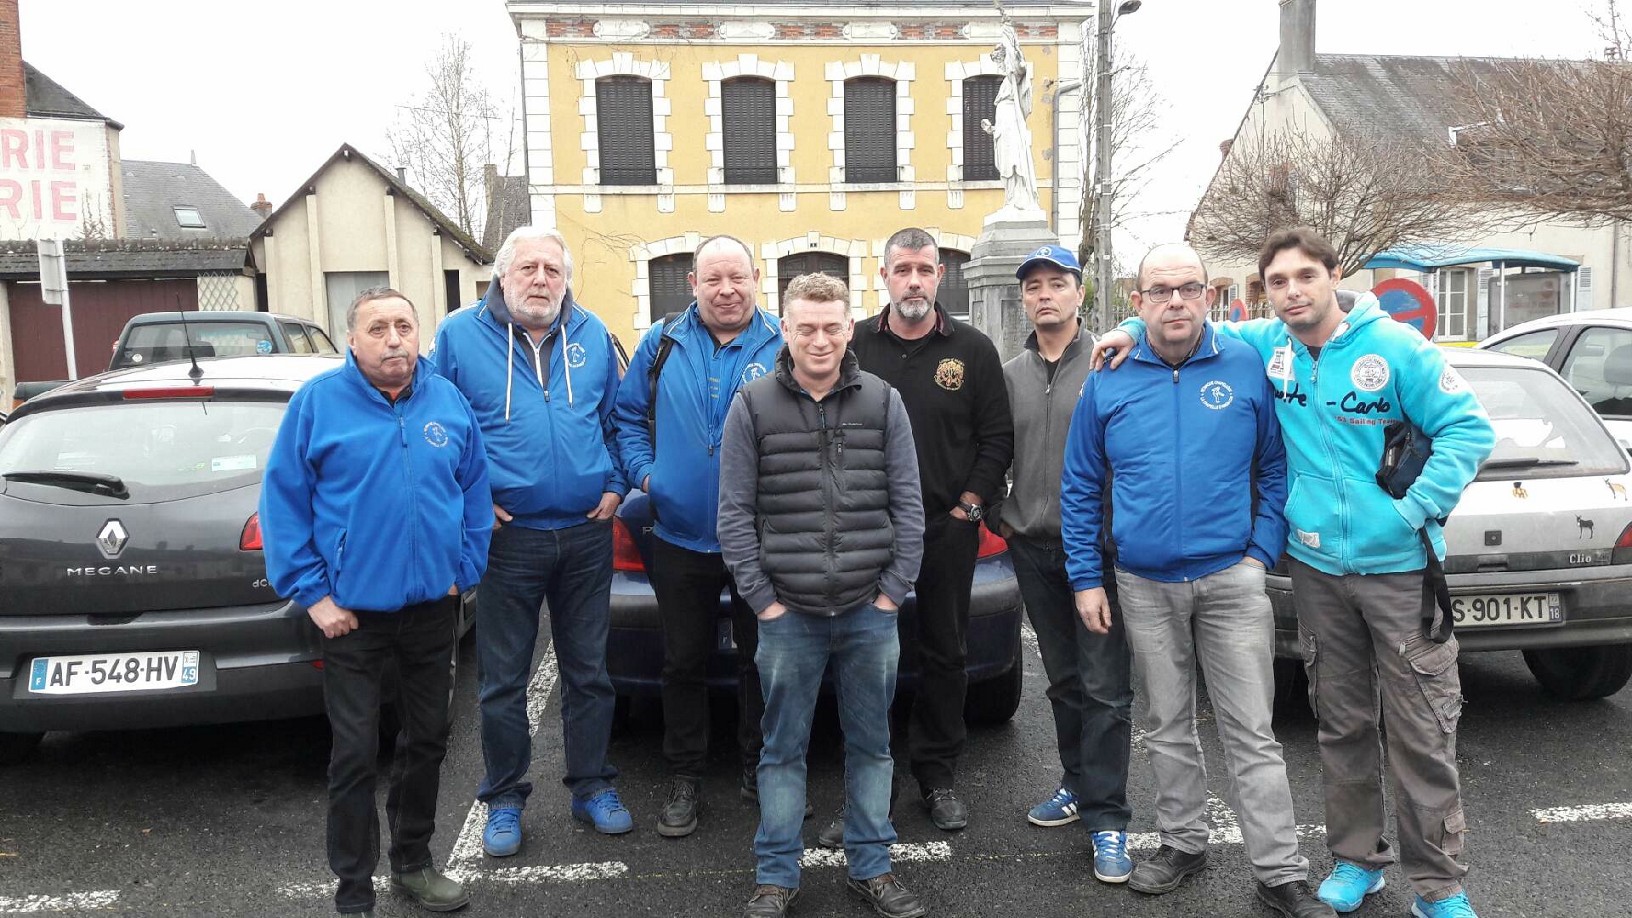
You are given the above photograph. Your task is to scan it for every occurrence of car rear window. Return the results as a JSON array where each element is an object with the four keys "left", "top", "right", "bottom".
[
  {"left": 0, "top": 400, "right": 287, "bottom": 494},
  {"left": 1464, "top": 364, "right": 1630, "bottom": 481},
  {"left": 120, "top": 322, "right": 276, "bottom": 366}
]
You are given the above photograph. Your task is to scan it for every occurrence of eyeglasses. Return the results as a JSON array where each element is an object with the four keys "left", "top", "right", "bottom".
[{"left": 1138, "top": 282, "right": 1206, "bottom": 304}]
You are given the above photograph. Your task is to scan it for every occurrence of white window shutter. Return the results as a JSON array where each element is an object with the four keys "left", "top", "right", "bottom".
[
  {"left": 1578, "top": 266, "right": 1594, "bottom": 311},
  {"left": 1476, "top": 267, "right": 1496, "bottom": 338}
]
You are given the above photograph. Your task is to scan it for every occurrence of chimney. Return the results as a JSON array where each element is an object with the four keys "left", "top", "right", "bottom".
[
  {"left": 396, "top": 166, "right": 409, "bottom": 185},
  {"left": 0, "top": 0, "right": 27, "bottom": 119},
  {"left": 1219, "top": 139, "right": 1234, "bottom": 159},
  {"left": 250, "top": 193, "right": 273, "bottom": 220},
  {"left": 1276, "top": 0, "right": 1316, "bottom": 87}
]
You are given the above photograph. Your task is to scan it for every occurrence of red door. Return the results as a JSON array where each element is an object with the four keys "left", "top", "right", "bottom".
[{"left": 9, "top": 279, "right": 199, "bottom": 382}]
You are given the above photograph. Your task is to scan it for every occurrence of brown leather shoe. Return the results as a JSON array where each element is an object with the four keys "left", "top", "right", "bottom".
[
  {"left": 744, "top": 884, "right": 798, "bottom": 917},
  {"left": 847, "top": 873, "right": 928, "bottom": 918}
]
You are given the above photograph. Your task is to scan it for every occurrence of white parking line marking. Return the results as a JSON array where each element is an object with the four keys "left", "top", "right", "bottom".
[
  {"left": 799, "top": 841, "right": 953, "bottom": 869},
  {"left": 0, "top": 892, "right": 120, "bottom": 914},
  {"left": 1532, "top": 802, "right": 1632, "bottom": 824},
  {"left": 447, "top": 640, "right": 560, "bottom": 869},
  {"left": 483, "top": 862, "right": 631, "bottom": 884}
]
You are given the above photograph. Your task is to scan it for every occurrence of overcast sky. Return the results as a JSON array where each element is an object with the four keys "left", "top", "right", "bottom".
[{"left": 16, "top": 0, "right": 1612, "bottom": 252}]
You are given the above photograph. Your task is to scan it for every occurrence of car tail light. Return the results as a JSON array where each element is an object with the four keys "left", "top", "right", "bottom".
[
  {"left": 976, "top": 525, "right": 1008, "bottom": 559},
  {"left": 123, "top": 386, "right": 214, "bottom": 399},
  {"left": 310, "top": 660, "right": 324, "bottom": 670},
  {"left": 240, "top": 513, "right": 263, "bottom": 551},
  {"left": 1614, "top": 523, "right": 1632, "bottom": 565},
  {"left": 612, "top": 517, "right": 646, "bottom": 572}
]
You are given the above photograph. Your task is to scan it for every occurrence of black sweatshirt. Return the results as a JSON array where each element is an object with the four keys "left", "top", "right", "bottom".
[{"left": 850, "top": 305, "right": 1014, "bottom": 517}]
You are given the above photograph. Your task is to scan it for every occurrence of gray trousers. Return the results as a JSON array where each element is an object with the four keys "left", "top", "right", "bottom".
[
  {"left": 1289, "top": 558, "right": 1468, "bottom": 902},
  {"left": 1117, "top": 561, "right": 1308, "bottom": 886}
]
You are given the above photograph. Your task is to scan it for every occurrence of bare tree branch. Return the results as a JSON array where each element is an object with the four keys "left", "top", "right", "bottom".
[
  {"left": 1187, "top": 130, "right": 1493, "bottom": 277},
  {"left": 386, "top": 34, "right": 510, "bottom": 240}
]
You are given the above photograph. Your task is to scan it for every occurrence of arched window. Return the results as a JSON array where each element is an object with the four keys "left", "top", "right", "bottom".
[
  {"left": 939, "top": 248, "right": 972, "bottom": 320},
  {"left": 843, "top": 77, "right": 897, "bottom": 183},
  {"left": 722, "top": 77, "right": 777, "bottom": 185},
  {"left": 596, "top": 76, "right": 656, "bottom": 185},
  {"left": 648, "top": 253, "right": 694, "bottom": 324},
  {"left": 778, "top": 252, "right": 849, "bottom": 313}
]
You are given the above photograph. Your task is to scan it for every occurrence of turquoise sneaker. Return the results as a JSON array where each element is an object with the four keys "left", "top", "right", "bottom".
[
  {"left": 1411, "top": 892, "right": 1478, "bottom": 918},
  {"left": 482, "top": 805, "right": 522, "bottom": 857},
  {"left": 1091, "top": 830, "right": 1133, "bottom": 883},
  {"left": 1317, "top": 861, "right": 1385, "bottom": 913},
  {"left": 1027, "top": 787, "right": 1081, "bottom": 827},
  {"left": 572, "top": 787, "right": 634, "bottom": 834}
]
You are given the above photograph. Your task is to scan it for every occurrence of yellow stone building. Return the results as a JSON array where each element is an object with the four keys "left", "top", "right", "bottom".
[{"left": 505, "top": 1, "right": 1089, "bottom": 347}]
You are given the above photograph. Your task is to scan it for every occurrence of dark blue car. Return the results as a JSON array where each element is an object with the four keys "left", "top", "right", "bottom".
[{"left": 608, "top": 491, "right": 1026, "bottom": 725}]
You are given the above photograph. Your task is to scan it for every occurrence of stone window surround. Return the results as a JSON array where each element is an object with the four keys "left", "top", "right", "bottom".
[
  {"left": 825, "top": 56, "right": 916, "bottom": 213},
  {"left": 943, "top": 56, "right": 1010, "bottom": 184},
  {"left": 628, "top": 233, "right": 700, "bottom": 332},
  {"left": 574, "top": 52, "right": 674, "bottom": 214},
  {"left": 703, "top": 54, "right": 796, "bottom": 213},
  {"left": 763, "top": 233, "right": 871, "bottom": 316}
]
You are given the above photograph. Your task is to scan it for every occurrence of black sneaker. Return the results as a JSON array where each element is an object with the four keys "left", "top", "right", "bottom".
[
  {"left": 657, "top": 777, "right": 701, "bottom": 838},
  {"left": 740, "top": 763, "right": 759, "bottom": 803},
  {"left": 1256, "top": 880, "right": 1338, "bottom": 918},
  {"left": 1128, "top": 844, "right": 1209, "bottom": 895},
  {"left": 846, "top": 873, "right": 928, "bottom": 918},
  {"left": 922, "top": 787, "right": 967, "bottom": 831},
  {"left": 744, "top": 884, "right": 798, "bottom": 918}
]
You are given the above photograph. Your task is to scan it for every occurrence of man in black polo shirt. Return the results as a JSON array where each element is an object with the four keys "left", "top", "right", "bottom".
[{"left": 845, "top": 227, "right": 1014, "bottom": 833}]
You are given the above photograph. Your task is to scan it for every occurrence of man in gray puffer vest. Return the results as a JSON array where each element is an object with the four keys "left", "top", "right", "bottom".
[{"left": 718, "top": 273, "right": 927, "bottom": 918}]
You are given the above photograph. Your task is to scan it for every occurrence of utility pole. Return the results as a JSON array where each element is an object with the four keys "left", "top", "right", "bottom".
[{"left": 1091, "top": 0, "right": 1139, "bottom": 333}]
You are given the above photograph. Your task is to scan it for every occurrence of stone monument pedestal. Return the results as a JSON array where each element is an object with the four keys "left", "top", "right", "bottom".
[{"left": 967, "top": 213, "right": 1058, "bottom": 363}]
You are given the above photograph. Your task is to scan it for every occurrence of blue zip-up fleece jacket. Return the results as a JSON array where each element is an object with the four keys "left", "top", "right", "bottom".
[
  {"left": 431, "top": 280, "right": 626, "bottom": 530},
  {"left": 259, "top": 352, "right": 493, "bottom": 612},
  {"left": 1120, "top": 295, "right": 1495, "bottom": 575},
  {"left": 1063, "top": 322, "right": 1288, "bottom": 590},
  {"left": 612, "top": 304, "right": 783, "bottom": 552}
]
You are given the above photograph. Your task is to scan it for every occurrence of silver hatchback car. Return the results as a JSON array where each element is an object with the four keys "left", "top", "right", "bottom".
[{"left": 1271, "top": 348, "right": 1632, "bottom": 702}]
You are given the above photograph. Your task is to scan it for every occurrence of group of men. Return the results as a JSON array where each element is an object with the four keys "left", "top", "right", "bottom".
[{"left": 256, "top": 217, "right": 1492, "bottom": 918}]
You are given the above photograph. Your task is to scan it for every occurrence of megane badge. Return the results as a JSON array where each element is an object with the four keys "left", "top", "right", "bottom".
[{"left": 96, "top": 519, "right": 128, "bottom": 560}]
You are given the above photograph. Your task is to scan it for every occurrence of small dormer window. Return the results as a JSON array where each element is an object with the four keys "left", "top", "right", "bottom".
[{"left": 173, "top": 206, "right": 206, "bottom": 228}]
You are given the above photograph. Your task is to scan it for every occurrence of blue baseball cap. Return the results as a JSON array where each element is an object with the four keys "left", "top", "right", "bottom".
[{"left": 1016, "top": 244, "right": 1082, "bottom": 281}]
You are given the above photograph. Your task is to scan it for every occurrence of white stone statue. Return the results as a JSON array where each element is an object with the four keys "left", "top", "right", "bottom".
[{"left": 981, "top": 13, "right": 1044, "bottom": 220}]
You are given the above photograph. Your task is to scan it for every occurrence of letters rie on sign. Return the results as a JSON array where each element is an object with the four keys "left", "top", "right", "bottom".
[{"left": 0, "top": 117, "right": 113, "bottom": 240}]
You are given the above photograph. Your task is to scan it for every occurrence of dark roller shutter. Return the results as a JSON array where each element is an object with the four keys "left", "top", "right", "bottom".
[
  {"left": 844, "top": 78, "right": 897, "bottom": 183},
  {"left": 722, "top": 77, "right": 778, "bottom": 185},
  {"left": 939, "top": 248, "right": 971, "bottom": 320},
  {"left": 649, "top": 253, "right": 694, "bottom": 324},
  {"left": 962, "top": 76, "right": 1001, "bottom": 182},
  {"left": 597, "top": 76, "right": 657, "bottom": 186},
  {"left": 777, "top": 252, "right": 850, "bottom": 314}
]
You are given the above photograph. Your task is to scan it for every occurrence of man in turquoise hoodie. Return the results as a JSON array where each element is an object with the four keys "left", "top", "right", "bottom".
[
  {"left": 1095, "top": 228, "right": 1495, "bottom": 918},
  {"left": 432, "top": 227, "right": 633, "bottom": 852}
]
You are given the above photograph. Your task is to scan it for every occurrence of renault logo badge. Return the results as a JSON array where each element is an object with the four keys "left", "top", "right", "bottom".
[{"left": 96, "top": 520, "right": 129, "bottom": 560}]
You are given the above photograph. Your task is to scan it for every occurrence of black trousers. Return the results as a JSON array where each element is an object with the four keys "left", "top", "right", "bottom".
[
  {"left": 321, "top": 597, "right": 457, "bottom": 915},
  {"left": 649, "top": 537, "right": 764, "bottom": 778},
  {"left": 901, "top": 517, "right": 981, "bottom": 790}
]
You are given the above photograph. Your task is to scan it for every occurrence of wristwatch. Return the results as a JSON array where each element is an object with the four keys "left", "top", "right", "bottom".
[{"left": 958, "top": 499, "right": 985, "bottom": 522}]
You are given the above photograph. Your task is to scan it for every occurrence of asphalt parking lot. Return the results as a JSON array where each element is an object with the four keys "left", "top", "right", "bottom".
[{"left": 3, "top": 623, "right": 1631, "bottom": 918}]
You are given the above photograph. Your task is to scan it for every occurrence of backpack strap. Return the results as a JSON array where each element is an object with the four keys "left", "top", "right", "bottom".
[{"left": 645, "top": 311, "right": 686, "bottom": 446}]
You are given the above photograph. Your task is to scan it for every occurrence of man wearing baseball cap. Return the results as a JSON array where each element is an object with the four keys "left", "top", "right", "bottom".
[{"left": 994, "top": 244, "right": 1137, "bottom": 883}]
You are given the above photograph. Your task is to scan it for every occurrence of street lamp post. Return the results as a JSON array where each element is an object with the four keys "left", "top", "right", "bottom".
[{"left": 1092, "top": 0, "right": 1140, "bottom": 333}]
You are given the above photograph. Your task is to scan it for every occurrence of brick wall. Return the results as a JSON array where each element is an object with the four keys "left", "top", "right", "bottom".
[{"left": 0, "top": 0, "right": 24, "bottom": 118}]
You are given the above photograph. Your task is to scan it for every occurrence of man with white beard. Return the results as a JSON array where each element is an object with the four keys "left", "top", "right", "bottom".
[{"left": 432, "top": 226, "right": 634, "bottom": 854}]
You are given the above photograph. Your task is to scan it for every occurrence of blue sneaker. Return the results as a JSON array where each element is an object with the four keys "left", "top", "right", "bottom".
[
  {"left": 1317, "top": 861, "right": 1386, "bottom": 913},
  {"left": 1027, "top": 787, "right": 1081, "bottom": 827},
  {"left": 482, "top": 806, "right": 523, "bottom": 857},
  {"left": 572, "top": 787, "right": 634, "bottom": 835},
  {"left": 1091, "top": 830, "right": 1133, "bottom": 883},
  {"left": 1411, "top": 892, "right": 1478, "bottom": 918}
]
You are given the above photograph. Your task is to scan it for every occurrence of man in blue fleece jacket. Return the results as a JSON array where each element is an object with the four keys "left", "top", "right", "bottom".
[
  {"left": 432, "top": 227, "right": 633, "bottom": 850},
  {"left": 1063, "top": 244, "right": 1333, "bottom": 918},
  {"left": 1094, "top": 228, "right": 1495, "bottom": 918},
  {"left": 261, "top": 288, "right": 491, "bottom": 918}
]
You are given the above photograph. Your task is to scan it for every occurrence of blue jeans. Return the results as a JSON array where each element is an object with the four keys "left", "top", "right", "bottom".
[
  {"left": 755, "top": 602, "right": 900, "bottom": 888},
  {"left": 1007, "top": 535, "right": 1133, "bottom": 831},
  {"left": 476, "top": 520, "right": 618, "bottom": 806}
]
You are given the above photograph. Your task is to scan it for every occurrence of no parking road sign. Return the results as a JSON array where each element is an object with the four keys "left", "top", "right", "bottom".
[{"left": 1373, "top": 278, "right": 1437, "bottom": 340}]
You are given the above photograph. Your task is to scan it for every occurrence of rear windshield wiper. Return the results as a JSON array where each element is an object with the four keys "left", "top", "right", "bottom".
[
  {"left": 2, "top": 470, "right": 130, "bottom": 499},
  {"left": 1481, "top": 457, "right": 1581, "bottom": 470}
]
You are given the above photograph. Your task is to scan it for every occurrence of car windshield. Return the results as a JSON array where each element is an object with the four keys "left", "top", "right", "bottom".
[
  {"left": 0, "top": 400, "right": 286, "bottom": 495},
  {"left": 1464, "top": 364, "right": 1629, "bottom": 481},
  {"left": 118, "top": 322, "right": 276, "bottom": 367}
]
